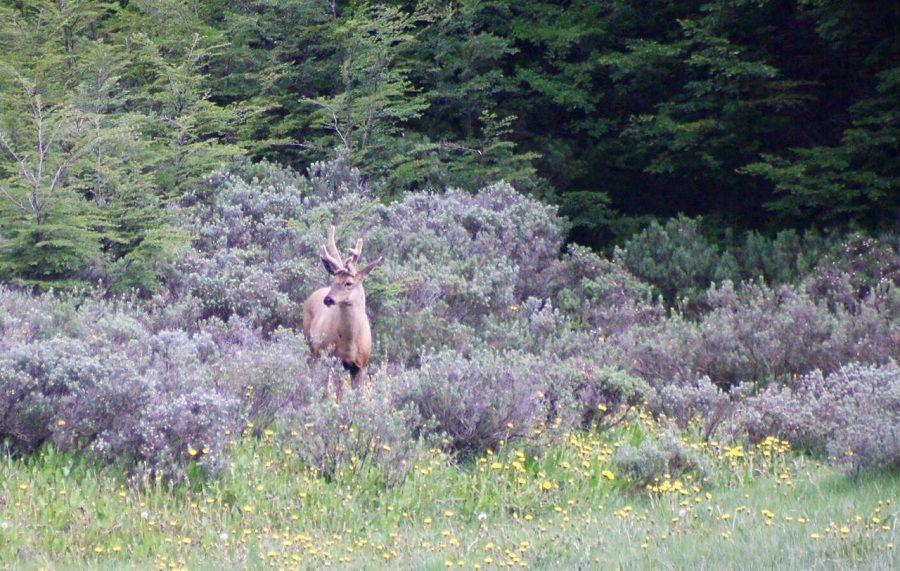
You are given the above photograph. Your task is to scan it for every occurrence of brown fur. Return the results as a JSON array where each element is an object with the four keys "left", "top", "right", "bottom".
[{"left": 302, "top": 227, "right": 381, "bottom": 397}]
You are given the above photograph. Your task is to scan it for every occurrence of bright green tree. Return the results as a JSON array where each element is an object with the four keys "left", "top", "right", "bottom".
[
  {"left": 0, "top": 0, "right": 222, "bottom": 289},
  {"left": 302, "top": 3, "right": 429, "bottom": 192},
  {"left": 0, "top": 72, "right": 107, "bottom": 285}
]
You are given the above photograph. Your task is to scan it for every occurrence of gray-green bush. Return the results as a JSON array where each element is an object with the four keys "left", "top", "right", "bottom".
[
  {"left": 616, "top": 215, "right": 724, "bottom": 306},
  {"left": 613, "top": 431, "right": 713, "bottom": 488}
]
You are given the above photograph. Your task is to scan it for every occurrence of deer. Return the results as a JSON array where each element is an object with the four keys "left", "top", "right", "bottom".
[{"left": 302, "top": 225, "right": 382, "bottom": 396}]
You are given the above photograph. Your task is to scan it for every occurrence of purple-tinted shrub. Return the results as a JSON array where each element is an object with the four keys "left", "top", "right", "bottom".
[
  {"left": 695, "top": 282, "right": 837, "bottom": 383},
  {"left": 3, "top": 152, "right": 898, "bottom": 483},
  {"left": 396, "top": 348, "right": 551, "bottom": 456},
  {"left": 462, "top": 298, "right": 651, "bottom": 431},
  {"left": 0, "top": 317, "right": 242, "bottom": 478},
  {"left": 0, "top": 338, "right": 110, "bottom": 454},
  {"left": 96, "top": 386, "right": 239, "bottom": 477},
  {"left": 205, "top": 323, "right": 317, "bottom": 428},
  {"left": 822, "top": 280, "right": 900, "bottom": 366},
  {"left": 0, "top": 287, "right": 329, "bottom": 478},
  {"left": 738, "top": 362, "right": 900, "bottom": 472},
  {"left": 170, "top": 157, "right": 374, "bottom": 332},
  {"left": 806, "top": 233, "right": 900, "bottom": 308},
  {"left": 276, "top": 375, "right": 422, "bottom": 487},
  {"left": 306, "top": 147, "right": 370, "bottom": 201},
  {"left": 362, "top": 183, "right": 569, "bottom": 362},
  {"left": 650, "top": 376, "right": 732, "bottom": 440},
  {"left": 555, "top": 244, "right": 661, "bottom": 336},
  {"left": 477, "top": 298, "right": 592, "bottom": 358},
  {"left": 171, "top": 163, "right": 656, "bottom": 372},
  {"left": 616, "top": 314, "right": 699, "bottom": 385},
  {"left": 556, "top": 363, "right": 652, "bottom": 429},
  {"left": 618, "top": 280, "right": 899, "bottom": 388}
]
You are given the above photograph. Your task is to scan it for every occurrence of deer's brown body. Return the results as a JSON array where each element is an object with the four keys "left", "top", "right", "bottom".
[{"left": 302, "top": 226, "right": 381, "bottom": 393}]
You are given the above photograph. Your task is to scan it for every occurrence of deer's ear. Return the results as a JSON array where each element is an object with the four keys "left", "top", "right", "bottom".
[{"left": 356, "top": 256, "right": 383, "bottom": 278}]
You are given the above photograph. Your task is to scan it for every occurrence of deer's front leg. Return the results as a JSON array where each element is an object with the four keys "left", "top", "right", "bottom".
[{"left": 343, "top": 361, "right": 364, "bottom": 391}]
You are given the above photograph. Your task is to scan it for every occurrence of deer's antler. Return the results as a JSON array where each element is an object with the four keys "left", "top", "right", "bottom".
[
  {"left": 345, "top": 238, "right": 364, "bottom": 273},
  {"left": 321, "top": 225, "right": 345, "bottom": 274}
]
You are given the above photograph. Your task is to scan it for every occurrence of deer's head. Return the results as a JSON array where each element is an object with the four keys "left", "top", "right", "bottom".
[{"left": 320, "top": 225, "right": 382, "bottom": 308}]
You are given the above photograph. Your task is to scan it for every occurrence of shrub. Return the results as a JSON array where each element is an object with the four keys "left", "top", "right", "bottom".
[
  {"left": 649, "top": 376, "right": 732, "bottom": 440},
  {"left": 363, "top": 184, "right": 566, "bottom": 354},
  {"left": 616, "top": 215, "right": 724, "bottom": 305},
  {"left": 3, "top": 156, "right": 898, "bottom": 484},
  {"left": 349, "top": 181, "right": 606, "bottom": 366},
  {"left": 805, "top": 233, "right": 900, "bottom": 310},
  {"left": 695, "top": 282, "right": 838, "bottom": 384},
  {"left": 0, "top": 337, "right": 113, "bottom": 454},
  {"left": 561, "top": 364, "right": 652, "bottom": 429},
  {"left": 171, "top": 163, "right": 606, "bottom": 368},
  {"left": 396, "top": 348, "right": 551, "bottom": 456},
  {"left": 276, "top": 375, "right": 422, "bottom": 487},
  {"left": 206, "top": 323, "right": 317, "bottom": 428},
  {"left": 554, "top": 244, "right": 661, "bottom": 335},
  {"left": 477, "top": 298, "right": 590, "bottom": 358},
  {"left": 613, "top": 431, "right": 713, "bottom": 488},
  {"left": 0, "top": 287, "right": 318, "bottom": 479},
  {"left": 0, "top": 323, "right": 242, "bottom": 479},
  {"left": 731, "top": 228, "right": 827, "bottom": 285},
  {"left": 618, "top": 279, "right": 899, "bottom": 388},
  {"left": 171, "top": 157, "right": 374, "bottom": 332},
  {"left": 468, "top": 298, "right": 653, "bottom": 431},
  {"left": 738, "top": 362, "right": 900, "bottom": 472},
  {"left": 95, "top": 383, "right": 239, "bottom": 478},
  {"left": 615, "top": 219, "right": 900, "bottom": 310},
  {"left": 616, "top": 314, "right": 699, "bottom": 386}
]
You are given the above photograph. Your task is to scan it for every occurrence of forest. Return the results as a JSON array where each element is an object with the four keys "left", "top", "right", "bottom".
[
  {"left": 0, "top": 0, "right": 898, "bottom": 289},
  {"left": 0, "top": 1, "right": 898, "bottom": 569}
]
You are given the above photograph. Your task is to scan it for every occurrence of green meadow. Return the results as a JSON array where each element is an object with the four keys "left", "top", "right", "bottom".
[{"left": 2, "top": 408, "right": 896, "bottom": 570}]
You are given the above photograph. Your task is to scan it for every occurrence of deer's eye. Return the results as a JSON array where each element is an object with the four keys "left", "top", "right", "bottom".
[{"left": 344, "top": 281, "right": 353, "bottom": 288}]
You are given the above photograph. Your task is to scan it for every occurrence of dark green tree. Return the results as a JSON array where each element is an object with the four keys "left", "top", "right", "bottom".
[{"left": 743, "top": 0, "right": 900, "bottom": 226}]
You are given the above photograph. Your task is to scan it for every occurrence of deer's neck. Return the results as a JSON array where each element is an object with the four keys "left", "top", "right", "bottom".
[{"left": 334, "top": 293, "right": 367, "bottom": 336}]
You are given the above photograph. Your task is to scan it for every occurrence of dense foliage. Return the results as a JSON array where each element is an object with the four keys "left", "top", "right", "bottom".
[
  {"left": 739, "top": 362, "right": 900, "bottom": 472},
  {"left": 1, "top": 0, "right": 897, "bottom": 288},
  {"left": 2, "top": 162, "right": 897, "bottom": 481}
]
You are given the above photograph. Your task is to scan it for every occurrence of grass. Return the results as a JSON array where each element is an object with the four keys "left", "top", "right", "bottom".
[{"left": 0, "top": 411, "right": 897, "bottom": 570}]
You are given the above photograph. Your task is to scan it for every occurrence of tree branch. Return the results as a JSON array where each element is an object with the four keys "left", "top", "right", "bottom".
[
  {"left": 0, "top": 130, "right": 39, "bottom": 190},
  {"left": 0, "top": 183, "right": 28, "bottom": 212}
]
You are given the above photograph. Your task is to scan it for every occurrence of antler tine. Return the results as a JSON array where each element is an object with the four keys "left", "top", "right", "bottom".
[
  {"left": 320, "top": 225, "right": 345, "bottom": 273},
  {"left": 325, "top": 225, "right": 344, "bottom": 267},
  {"left": 346, "top": 238, "right": 364, "bottom": 273}
]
